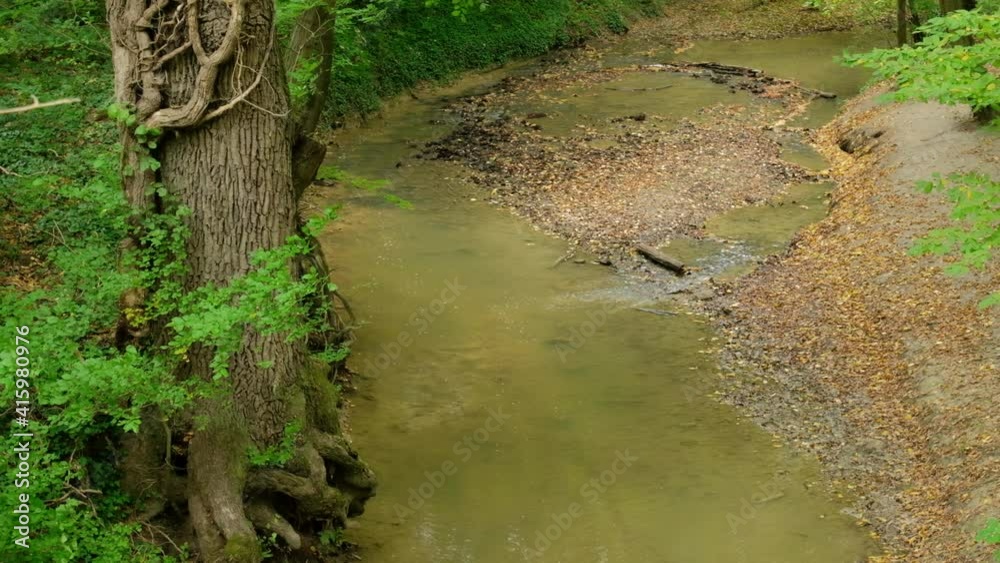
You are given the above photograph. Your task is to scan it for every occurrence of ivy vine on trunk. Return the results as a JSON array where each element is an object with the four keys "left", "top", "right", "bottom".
[{"left": 105, "top": 0, "right": 374, "bottom": 559}]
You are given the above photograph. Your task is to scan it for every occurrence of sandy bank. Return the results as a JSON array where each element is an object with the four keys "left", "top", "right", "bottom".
[{"left": 711, "top": 87, "right": 999, "bottom": 562}]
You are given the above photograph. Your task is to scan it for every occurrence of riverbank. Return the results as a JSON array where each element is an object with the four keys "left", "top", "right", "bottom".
[
  {"left": 326, "top": 0, "right": 888, "bottom": 123},
  {"left": 710, "top": 88, "right": 1000, "bottom": 561},
  {"left": 629, "top": 0, "right": 890, "bottom": 42},
  {"left": 327, "top": 0, "right": 667, "bottom": 120}
]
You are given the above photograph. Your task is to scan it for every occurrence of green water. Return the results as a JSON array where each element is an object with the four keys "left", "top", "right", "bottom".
[
  {"left": 707, "top": 182, "right": 833, "bottom": 253},
  {"left": 319, "top": 30, "right": 884, "bottom": 563},
  {"left": 510, "top": 72, "right": 758, "bottom": 137}
]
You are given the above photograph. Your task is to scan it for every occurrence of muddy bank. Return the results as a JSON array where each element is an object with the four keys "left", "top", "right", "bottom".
[{"left": 710, "top": 87, "right": 999, "bottom": 561}]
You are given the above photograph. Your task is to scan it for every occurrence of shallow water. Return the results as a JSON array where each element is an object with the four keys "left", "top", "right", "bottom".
[
  {"left": 510, "top": 72, "right": 758, "bottom": 138},
  {"left": 319, "top": 28, "right": 884, "bottom": 563},
  {"left": 708, "top": 181, "right": 833, "bottom": 253}
]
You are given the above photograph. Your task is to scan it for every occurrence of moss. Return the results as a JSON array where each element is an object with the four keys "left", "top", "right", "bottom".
[
  {"left": 327, "top": 0, "right": 666, "bottom": 120},
  {"left": 223, "top": 533, "right": 261, "bottom": 562}
]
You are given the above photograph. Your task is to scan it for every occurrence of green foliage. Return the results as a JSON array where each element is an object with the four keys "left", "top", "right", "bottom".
[
  {"left": 910, "top": 173, "right": 1000, "bottom": 308},
  {"left": 161, "top": 224, "right": 339, "bottom": 379},
  {"left": 844, "top": 9, "right": 1000, "bottom": 121},
  {"left": 425, "top": 0, "right": 488, "bottom": 21},
  {"left": 289, "top": 54, "right": 323, "bottom": 108},
  {"left": 248, "top": 421, "right": 303, "bottom": 467},
  {"left": 978, "top": 518, "right": 1000, "bottom": 561},
  {"left": 0, "top": 124, "right": 181, "bottom": 563},
  {"left": 327, "top": 0, "right": 665, "bottom": 118},
  {"left": 318, "top": 527, "right": 345, "bottom": 549},
  {"left": 0, "top": 0, "right": 107, "bottom": 61}
]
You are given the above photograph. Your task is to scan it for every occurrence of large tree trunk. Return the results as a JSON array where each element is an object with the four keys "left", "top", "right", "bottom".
[{"left": 106, "top": 0, "right": 374, "bottom": 560}]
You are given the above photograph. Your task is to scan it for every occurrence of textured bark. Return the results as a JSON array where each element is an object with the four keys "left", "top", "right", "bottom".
[{"left": 106, "top": 0, "right": 374, "bottom": 559}]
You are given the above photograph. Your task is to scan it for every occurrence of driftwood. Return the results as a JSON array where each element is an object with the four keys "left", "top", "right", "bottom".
[
  {"left": 635, "top": 244, "right": 686, "bottom": 275},
  {"left": 682, "top": 61, "right": 764, "bottom": 76},
  {"left": 651, "top": 61, "right": 837, "bottom": 100},
  {"left": 605, "top": 85, "right": 674, "bottom": 92},
  {"left": 800, "top": 87, "right": 837, "bottom": 99}
]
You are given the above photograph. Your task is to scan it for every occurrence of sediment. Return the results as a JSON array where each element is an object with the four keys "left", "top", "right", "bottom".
[{"left": 709, "top": 87, "right": 999, "bottom": 562}]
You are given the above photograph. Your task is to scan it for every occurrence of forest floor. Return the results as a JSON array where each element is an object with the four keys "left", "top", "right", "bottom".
[
  {"left": 709, "top": 88, "right": 1000, "bottom": 562},
  {"left": 632, "top": 0, "right": 888, "bottom": 41}
]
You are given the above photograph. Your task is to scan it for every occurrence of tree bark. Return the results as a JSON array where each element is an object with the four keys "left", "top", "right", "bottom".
[
  {"left": 907, "top": 0, "right": 925, "bottom": 43},
  {"left": 106, "top": 0, "right": 374, "bottom": 559},
  {"left": 286, "top": 1, "right": 336, "bottom": 138},
  {"left": 897, "top": 0, "right": 909, "bottom": 47}
]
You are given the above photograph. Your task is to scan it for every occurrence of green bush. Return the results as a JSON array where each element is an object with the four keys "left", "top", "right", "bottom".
[
  {"left": 327, "top": 0, "right": 665, "bottom": 119},
  {"left": 909, "top": 173, "right": 1000, "bottom": 308},
  {"left": 844, "top": 9, "right": 1000, "bottom": 122}
]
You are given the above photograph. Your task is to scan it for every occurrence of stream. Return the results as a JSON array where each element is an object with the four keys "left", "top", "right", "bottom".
[{"left": 317, "top": 30, "right": 890, "bottom": 563}]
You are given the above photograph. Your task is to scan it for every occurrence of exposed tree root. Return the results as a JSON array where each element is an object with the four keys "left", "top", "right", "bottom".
[{"left": 121, "top": 359, "right": 374, "bottom": 561}]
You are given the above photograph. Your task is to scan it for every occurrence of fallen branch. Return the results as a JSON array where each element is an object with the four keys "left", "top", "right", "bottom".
[
  {"left": 671, "top": 61, "right": 764, "bottom": 77},
  {"left": 550, "top": 248, "right": 576, "bottom": 268},
  {"left": 0, "top": 96, "right": 82, "bottom": 115},
  {"left": 605, "top": 85, "right": 674, "bottom": 92},
  {"left": 801, "top": 87, "right": 837, "bottom": 99},
  {"left": 635, "top": 244, "right": 687, "bottom": 275}
]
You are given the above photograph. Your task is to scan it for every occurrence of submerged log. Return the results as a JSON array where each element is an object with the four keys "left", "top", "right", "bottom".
[
  {"left": 677, "top": 61, "right": 764, "bottom": 77},
  {"left": 635, "top": 244, "right": 687, "bottom": 275},
  {"left": 653, "top": 61, "right": 837, "bottom": 99},
  {"left": 634, "top": 307, "right": 679, "bottom": 317},
  {"left": 802, "top": 87, "right": 837, "bottom": 99},
  {"left": 605, "top": 85, "right": 674, "bottom": 92}
]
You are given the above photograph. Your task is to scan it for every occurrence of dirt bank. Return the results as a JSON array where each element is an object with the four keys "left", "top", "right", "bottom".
[{"left": 710, "top": 87, "right": 999, "bottom": 562}]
